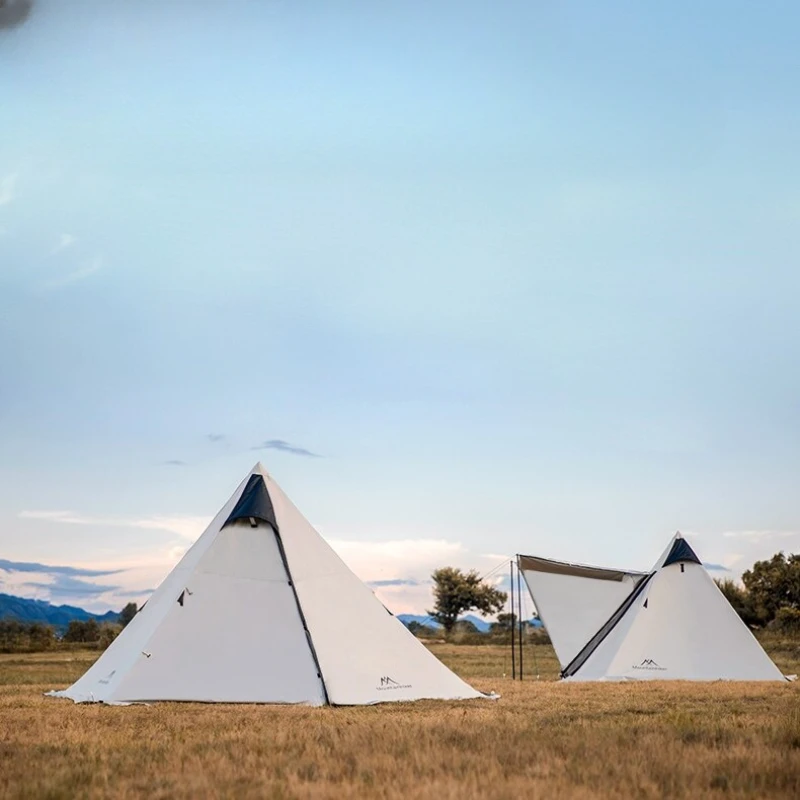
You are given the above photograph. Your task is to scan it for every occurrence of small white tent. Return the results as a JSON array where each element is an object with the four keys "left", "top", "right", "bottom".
[
  {"left": 50, "top": 463, "right": 487, "bottom": 705},
  {"left": 520, "top": 534, "right": 785, "bottom": 682}
]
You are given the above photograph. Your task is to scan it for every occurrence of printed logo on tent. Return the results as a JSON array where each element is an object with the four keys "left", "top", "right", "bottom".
[
  {"left": 98, "top": 670, "right": 116, "bottom": 686},
  {"left": 632, "top": 658, "right": 666, "bottom": 671},
  {"left": 376, "top": 675, "right": 412, "bottom": 691}
]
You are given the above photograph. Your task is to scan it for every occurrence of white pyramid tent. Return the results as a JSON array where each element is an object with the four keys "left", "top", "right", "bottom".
[
  {"left": 519, "top": 534, "right": 785, "bottom": 682},
  {"left": 50, "top": 464, "right": 487, "bottom": 705}
]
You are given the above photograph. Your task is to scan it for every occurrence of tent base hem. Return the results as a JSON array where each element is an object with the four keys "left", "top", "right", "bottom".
[{"left": 45, "top": 690, "right": 500, "bottom": 706}]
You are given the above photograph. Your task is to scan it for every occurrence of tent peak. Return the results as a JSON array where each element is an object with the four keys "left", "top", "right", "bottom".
[
  {"left": 662, "top": 535, "right": 700, "bottom": 567},
  {"left": 224, "top": 472, "right": 278, "bottom": 530}
]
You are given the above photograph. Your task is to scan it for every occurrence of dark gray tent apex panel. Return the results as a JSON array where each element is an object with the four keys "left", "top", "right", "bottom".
[
  {"left": 223, "top": 474, "right": 279, "bottom": 530},
  {"left": 662, "top": 537, "right": 700, "bottom": 567}
]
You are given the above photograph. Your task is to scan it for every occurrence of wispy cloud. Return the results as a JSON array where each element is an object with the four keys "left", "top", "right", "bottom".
[
  {"left": 702, "top": 562, "right": 730, "bottom": 572},
  {"left": 322, "top": 536, "right": 508, "bottom": 615},
  {"left": 24, "top": 576, "right": 122, "bottom": 597},
  {"left": 161, "top": 459, "right": 187, "bottom": 467},
  {"left": 116, "top": 588, "right": 155, "bottom": 598},
  {"left": 2, "top": 533, "right": 507, "bottom": 616},
  {"left": 0, "top": 557, "right": 125, "bottom": 605},
  {"left": 0, "top": 1, "right": 33, "bottom": 30},
  {"left": 0, "top": 558, "right": 123, "bottom": 578},
  {"left": 50, "top": 233, "right": 77, "bottom": 255},
  {"left": 251, "top": 439, "right": 321, "bottom": 458},
  {"left": 0, "top": 173, "right": 17, "bottom": 206},
  {"left": 368, "top": 578, "right": 428, "bottom": 588},
  {"left": 207, "top": 434, "right": 226, "bottom": 443},
  {"left": 722, "top": 530, "right": 797, "bottom": 542},
  {"left": 2, "top": 559, "right": 164, "bottom": 614},
  {"left": 19, "top": 510, "right": 208, "bottom": 541},
  {"left": 42, "top": 254, "right": 103, "bottom": 289}
]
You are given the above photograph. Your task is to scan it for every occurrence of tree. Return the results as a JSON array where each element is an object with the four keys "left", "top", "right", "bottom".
[
  {"left": 98, "top": 624, "right": 120, "bottom": 649},
  {"left": 64, "top": 618, "right": 100, "bottom": 643},
  {"left": 453, "top": 619, "right": 479, "bottom": 634},
  {"left": 742, "top": 553, "right": 800, "bottom": 625},
  {"left": 27, "top": 623, "right": 55, "bottom": 651},
  {"left": 490, "top": 612, "right": 517, "bottom": 632},
  {"left": 0, "top": 620, "right": 55, "bottom": 653},
  {"left": 118, "top": 602, "right": 138, "bottom": 628},
  {"left": 714, "top": 578, "right": 760, "bottom": 628},
  {"left": 427, "top": 567, "right": 507, "bottom": 637},
  {"left": 775, "top": 607, "right": 800, "bottom": 634}
]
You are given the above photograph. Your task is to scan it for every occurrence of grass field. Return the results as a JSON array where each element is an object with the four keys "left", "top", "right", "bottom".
[{"left": 2, "top": 638, "right": 800, "bottom": 798}]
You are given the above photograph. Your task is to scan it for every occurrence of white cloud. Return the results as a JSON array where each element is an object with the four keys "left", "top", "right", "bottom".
[
  {"left": 327, "top": 538, "right": 465, "bottom": 581},
  {"left": 51, "top": 233, "right": 77, "bottom": 255},
  {"left": 325, "top": 536, "right": 509, "bottom": 615},
  {"left": 12, "top": 513, "right": 511, "bottom": 615},
  {"left": 722, "top": 530, "right": 796, "bottom": 542},
  {"left": 42, "top": 254, "right": 104, "bottom": 289},
  {"left": 0, "top": 173, "right": 16, "bottom": 206},
  {"left": 684, "top": 530, "right": 800, "bottom": 579},
  {"left": 19, "top": 509, "right": 207, "bottom": 541},
  {"left": 325, "top": 535, "right": 507, "bottom": 580}
]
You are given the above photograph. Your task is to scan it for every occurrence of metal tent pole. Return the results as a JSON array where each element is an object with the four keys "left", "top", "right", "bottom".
[
  {"left": 510, "top": 559, "right": 516, "bottom": 680},
  {"left": 517, "top": 555, "right": 524, "bottom": 681}
]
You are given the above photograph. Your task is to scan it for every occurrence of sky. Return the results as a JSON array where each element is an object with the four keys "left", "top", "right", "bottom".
[{"left": 1, "top": 0, "right": 799, "bottom": 617}]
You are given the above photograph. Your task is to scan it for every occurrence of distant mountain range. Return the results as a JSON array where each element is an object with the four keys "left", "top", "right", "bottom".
[
  {"left": 0, "top": 592, "right": 538, "bottom": 633},
  {"left": 0, "top": 593, "right": 119, "bottom": 629},
  {"left": 397, "top": 613, "right": 542, "bottom": 631},
  {"left": 397, "top": 613, "right": 489, "bottom": 631}
]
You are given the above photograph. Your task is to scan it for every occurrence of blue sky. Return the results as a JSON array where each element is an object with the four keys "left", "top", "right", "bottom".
[{"left": 1, "top": 1, "right": 799, "bottom": 615}]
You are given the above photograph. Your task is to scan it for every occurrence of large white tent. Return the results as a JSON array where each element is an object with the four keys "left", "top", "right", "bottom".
[
  {"left": 50, "top": 463, "right": 487, "bottom": 705},
  {"left": 519, "top": 534, "right": 786, "bottom": 682}
]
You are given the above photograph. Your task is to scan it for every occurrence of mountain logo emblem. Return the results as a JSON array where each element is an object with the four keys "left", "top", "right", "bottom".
[
  {"left": 632, "top": 658, "right": 666, "bottom": 671},
  {"left": 376, "top": 675, "right": 412, "bottom": 690}
]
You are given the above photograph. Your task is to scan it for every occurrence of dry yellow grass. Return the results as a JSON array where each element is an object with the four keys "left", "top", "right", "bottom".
[{"left": 1, "top": 639, "right": 800, "bottom": 799}]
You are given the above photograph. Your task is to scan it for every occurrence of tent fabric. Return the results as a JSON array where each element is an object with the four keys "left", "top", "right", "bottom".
[
  {"left": 517, "top": 554, "right": 645, "bottom": 583},
  {"left": 521, "top": 534, "right": 786, "bottom": 682},
  {"left": 49, "top": 464, "right": 487, "bottom": 706},
  {"left": 519, "top": 559, "right": 645, "bottom": 670},
  {"left": 561, "top": 573, "right": 653, "bottom": 678}
]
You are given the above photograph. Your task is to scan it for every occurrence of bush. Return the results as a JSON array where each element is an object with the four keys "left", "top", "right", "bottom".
[
  {"left": 118, "top": 602, "right": 138, "bottom": 628},
  {"left": 742, "top": 553, "right": 800, "bottom": 626},
  {"left": 774, "top": 607, "right": 800, "bottom": 634},
  {"left": 404, "top": 620, "right": 437, "bottom": 639},
  {"left": 64, "top": 618, "right": 101, "bottom": 643},
  {"left": 98, "top": 623, "right": 121, "bottom": 649},
  {"left": 715, "top": 578, "right": 761, "bottom": 627},
  {"left": 0, "top": 619, "right": 56, "bottom": 653}
]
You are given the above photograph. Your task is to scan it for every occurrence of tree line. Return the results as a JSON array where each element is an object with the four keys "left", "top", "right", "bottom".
[
  {"left": 0, "top": 602, "right": 139, "bottom": 654},
  {"left": 423, "top": 553, "right": 800, "bottom": 641},
  {"left": 3, "top": 552, "right": 799, "bottom": 654},
  {"left": 715, "top": 553, "right": 800, "bottom": 632}
]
